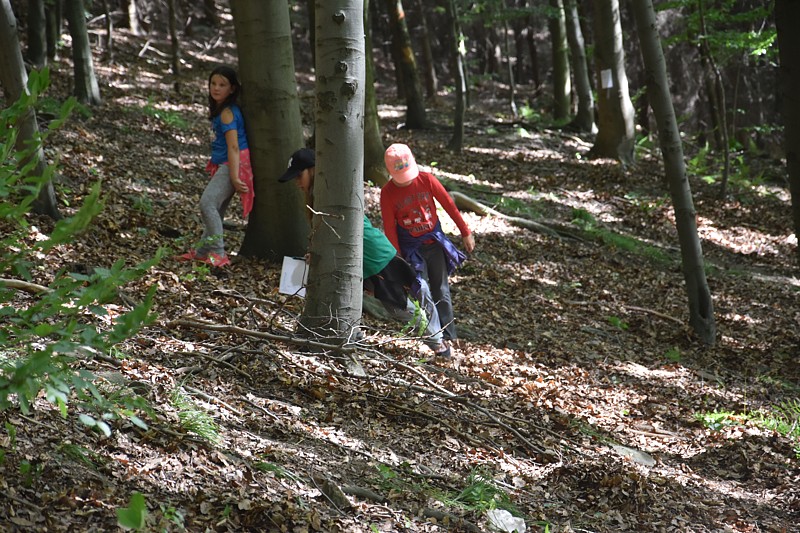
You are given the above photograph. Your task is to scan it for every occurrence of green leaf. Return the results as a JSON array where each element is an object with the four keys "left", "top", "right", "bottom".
[{"left": 117, "top": 492, "right": 147, "bottom": 530}]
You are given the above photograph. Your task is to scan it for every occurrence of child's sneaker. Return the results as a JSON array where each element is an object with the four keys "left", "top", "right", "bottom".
[
  {"left": 432, "top": 341, "right": 451, "bottom": 359},
  {"left": 200, "top": 253, "right": 230, "bottom": 268},
  {"left": 176, "top": 250, "right": 198, "bottom": 262}
]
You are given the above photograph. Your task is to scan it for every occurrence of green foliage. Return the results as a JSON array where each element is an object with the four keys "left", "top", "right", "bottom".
[
  {"left": 606, "top": 315, "right": 629, "bottom": 331},
  {"left": 659, "top": 0, "right": 777, "bottom": 63},
  {"left": 438, "top": 469, "right": 522, "bottom": 518},
  {"left": 696, "top": 401, "right": 800, "bottom": 458},
  {"left": 0, "top": 69, "right": 158, "bottom": 436},
  {"left": 141, "top": 97, "right": 188, "bottom": 129},
  {"left": 117, "top": 492, "right": 148, "bottom": 530},
  {"left": 571, "top": 208, "right": 670, "bottom": 265},
  {"left": 664, "top": 346, "right": 682, "bottom": 362},
  {"left": 169, "top": 388, "right": 221, "bottom": 445}
]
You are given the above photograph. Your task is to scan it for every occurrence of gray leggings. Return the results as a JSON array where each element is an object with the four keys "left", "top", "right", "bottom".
[{"left": 197, "top": 165, "right": 234, "bottom": 257}]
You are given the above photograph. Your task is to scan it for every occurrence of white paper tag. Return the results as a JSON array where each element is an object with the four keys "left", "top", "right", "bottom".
[
  {"left": 279, "top": 256, "right": 308, "bottom": 297},
  {"left": 601, "top": 69, "right": 613, "bottom": 89}
]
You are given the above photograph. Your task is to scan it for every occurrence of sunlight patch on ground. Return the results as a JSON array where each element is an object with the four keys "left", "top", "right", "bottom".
[{"left": 696, "top": 214, "right": 791, "bottom": 258}]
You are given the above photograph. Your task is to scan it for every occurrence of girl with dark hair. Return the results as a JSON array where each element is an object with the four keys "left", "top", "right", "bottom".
[{"left": 178, "top": 65, "right": 253, "bottom": 267}]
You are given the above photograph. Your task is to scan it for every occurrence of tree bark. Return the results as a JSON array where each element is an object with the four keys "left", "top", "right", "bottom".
[
  {"left": 590, "top": 0, "right": 635, "bottom": 165},
  {"left": 167, "top": 0, "right": 180, "bottom": 93},
  {"left": 363, "top": 0, "right": 388, "bottom": 185},
  {"left": 27, "top": 0, "right": 47, "bottom": 67},
  {"left": 384, "top": 0, "right": 427, "bottom": 129},
  {"left": 631, "top": 0, "right": 715, "bottom": 345},
  {"left": 412, "top": 0, "right": 437, "bottom": 100},
  {"left": 45, "top": 0, "right": 62, "bottom": 61},
  {"left": 0, "top": 0, "right": 61, "bottom": 219},
  {"left": 230, "top": 1, "right": 310, "bottom": 261},
  {"left": 64, "top": 0, "right": 102, "bottom": 105},
  {"left": 564, "top": 0, "right": 595, "bottom": 133},
  {"left": 301, "top": 0, "right": 366, "bottom": 342},
  {"left": 775, "top": 0, "right": 800, "bottom": 263},
  {"left": 549, "top": 0, "right": 571, "bottom": 121},
  {"left": 444, "top": 0, "right": 465, "bottom": 152}
]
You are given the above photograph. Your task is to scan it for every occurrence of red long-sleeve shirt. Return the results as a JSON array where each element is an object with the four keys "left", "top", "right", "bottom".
[{"left": 380, "top": 171, "right": 471, "bottom": 253}]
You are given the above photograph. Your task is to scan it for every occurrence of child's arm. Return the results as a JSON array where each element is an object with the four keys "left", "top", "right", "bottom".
[
  {"left": 429, "top": 175, "right": 474, "bottom": 252},
  {"left": 221, "top": 109, "right": 248, "bottom": 194}
]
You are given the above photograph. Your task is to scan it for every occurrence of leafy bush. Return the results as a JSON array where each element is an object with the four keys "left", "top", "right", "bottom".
[{"left": 0, "top": 69, "right": 158, "bottom": 432}]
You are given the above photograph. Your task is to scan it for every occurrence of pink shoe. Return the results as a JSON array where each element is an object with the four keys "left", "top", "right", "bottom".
[
  {"left": 176, "top": 250, "right": 198, "bottom": 262},
  {"left": 199, "top": 253, "right": 230, "bottom": 268}
]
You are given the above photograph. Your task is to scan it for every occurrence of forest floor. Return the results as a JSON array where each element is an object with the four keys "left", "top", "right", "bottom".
[{"left": 1, "top": 16, "right": 799, "bottom": 533}]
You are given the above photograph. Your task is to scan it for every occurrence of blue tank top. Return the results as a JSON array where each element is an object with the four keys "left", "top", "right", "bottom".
[{"left": 210, "top": 104, "right": 249, "bottom": 164}]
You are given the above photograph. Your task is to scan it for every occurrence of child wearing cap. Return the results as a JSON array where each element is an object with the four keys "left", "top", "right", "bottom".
[
  {"left": 278, "top": 148, "right": 452, "bottom": 357},
  {"left": 380, "top": 143, "right": 475, "bottom": 352}
]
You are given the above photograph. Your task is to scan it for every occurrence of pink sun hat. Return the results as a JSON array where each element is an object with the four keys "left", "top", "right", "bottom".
[{"left": 384, "top": 143, "right": 419, "bottom": 184}]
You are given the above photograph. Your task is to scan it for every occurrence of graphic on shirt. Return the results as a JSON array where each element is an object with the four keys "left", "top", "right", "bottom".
[{"left": 400, "top": 205, "right": 435, "bottom": 235}]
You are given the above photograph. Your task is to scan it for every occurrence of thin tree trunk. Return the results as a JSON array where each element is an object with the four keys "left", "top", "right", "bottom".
[
  {"left": 0, "top": 0, "right": 61, "bottom": 220},
  {"left": 631, "top": 0, "right": 715, "bottom": 345},
  {"left": 167, "top": 0, "right": 180, "bottom": 93},
  {"left": 549, "top": 0, "right": 571, "bottom": 121},
  {"left": 302, "top": 0, "right": 366, "bottom": 342},
  {"left": 384, "top": 0, "right": 427, "bottom": 128},
  {"left": 697, "top": 0, "right": 730, "bottom": 198},
  {"left": 444, "top": 0, "right": 465, "bottom": 152},
  {"left": 230, "top": 2, "right": 309, "bottom": 261},
  {"left": 775, "top": 0, "right": 800, "bottom": 263},
  {"left": 45, "top": 0, "right": 62, "bottom": 61},
  {"left": 503, "top": 15, "right": 518, "bottom": 119},
  {"left": 65, "top": 0, "right": 102, "bottom": 105},
  {"left": 564, "top": 0, "right": 595, "bottom": 133},
  {"left": 127, "top": 0, "right": 141, "bottom": 36},
  {"left": 364, "top": 0, "right": 388, "bottom": 185},
  {"left": 413, "top": 0, "right": 437, "bottom": 100},
  {"left": 27, "top": 0, "right": 47, "bottom": 67},
  {"left": 100, "top": 0, "right": 113, "bottom": 61}
]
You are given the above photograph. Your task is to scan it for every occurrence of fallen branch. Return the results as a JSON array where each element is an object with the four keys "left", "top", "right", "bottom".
[
  {"left": 168, "top": 317, "right": 357, "bottom": 354},
  {"left": 450, "top": 191, "right": 565, "bottom": 238},
  {"left": 565, "top": 299, "right": 685, "bottom": 326},
  {"left": 0, "top": 278, "right": 51, "bottom": 294}
]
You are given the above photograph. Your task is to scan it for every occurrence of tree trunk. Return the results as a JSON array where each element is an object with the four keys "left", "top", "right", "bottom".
[
  {"left": 775, "top": 0, "right": 800, "bottom": 263},
  {"left": 444, "top": 0, "right": 465, "bottom": 152},
  {"left": 363, "top": 0, "right": 388, "bottom": 185},
  {"left": 0, "top": 0, "right": 61, "bottom": 220},
  {"left": 167, "top": 0, "right": 180, "bottom": 93},
  {"left": 301, "top": 0, "right": 366, "bottom": 342},
  {"left": 100, "top": 0, "right": 113, "bottom": 61},
  {"left": 384, "top": 0, "right": 427, "bottom": 129},
  {"left": 127, "top": 0, "right": 141, "bottom": 36},
  {"left": 27, "top": 0, "right": 47, "bottom": 67},
  {"left": 45, "top": 0, "right": 62, "bottom": 61},
  {"left": 564, "top": 0, "right": 595, "bottom": 133},
  {"left": 590, "top": 0, "right": 635, "bottom": 165},
  {"left": 64, "top": 0, "right": 102, "bottom": 105},
  {"left": 503, "top": 16, "right": 517, "bottom": 119},
  {"left": 230, "top": 1, "right": 310, "bottom": 261},
  {"left": 631, "top": 0, "right": 715, "bottom": 346},
  {"left": 549, "top": 0, "right": 571, "bottom": 121},
  {"left": 413, "top": 0, "right": 437, "bottom": 100}
]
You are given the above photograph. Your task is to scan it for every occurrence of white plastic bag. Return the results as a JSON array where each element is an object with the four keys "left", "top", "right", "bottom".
[{"left": 487, "top": 509, "right": 526, "bottom": 533}]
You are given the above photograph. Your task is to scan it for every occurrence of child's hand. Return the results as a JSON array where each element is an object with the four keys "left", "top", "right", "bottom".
[
  {"left": 231, "top": 178, "right": 248, "bottom": 194},
  {"left": 462, "top": 233, "right": 475, "bottom": 254}
]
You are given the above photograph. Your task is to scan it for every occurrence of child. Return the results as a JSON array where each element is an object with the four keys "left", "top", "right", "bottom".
[
  {"left": 278, "top": 148, "right": 451, "bottom": 357},
  {"left": 380, "top": 143, "right": 475, "bottom": 351},
  {"left": 178, "top": 65, "right": 253, "bottom": 267}
]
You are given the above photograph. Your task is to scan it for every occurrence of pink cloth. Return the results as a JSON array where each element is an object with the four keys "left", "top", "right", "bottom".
[{"left": 206, "top": 147, "right": 254, "bottom": 218}]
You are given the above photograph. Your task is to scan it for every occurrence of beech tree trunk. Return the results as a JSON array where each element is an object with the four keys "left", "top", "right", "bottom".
[
  {"left": 26, "top": 0, "right": 47, "bottom": 67},
  {"left": 301, "top": 0, "right": 366, "bottom": 342},
  {"left": 631, "top": 0, "right": 715, "bottom": 345},
  {"left": 564, "top": 0, "right": 595, "bottom": 133},
  {"left": 384, "top": 0, "right": 427, "bottom": 129},
  {"left": 590, "top": 0, "right": 635, "bottom": 165},
  {"left": 775, "top": 0, "right": 800, "bottom": 262},
  {"left": 363, "top": 0, "right": 388, "bottom": 185},
  {"left": 230, "top": 1, "right": 310, "bottom": 261},
  {"left": 444, "top": 0, "right": 466, "bottom": 152},
  {"left": 0, "top": 0, "right": 61, "bottom": 220},
  {"left": 64, "top": 0, "right": 102, "bottom": 105},
  {"left": 549, "top": 0, "right": 571, "bottom": 121}
]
